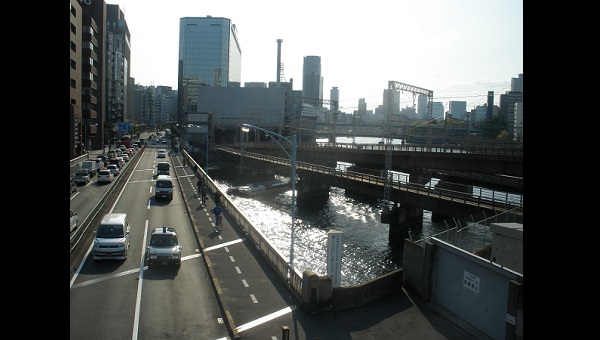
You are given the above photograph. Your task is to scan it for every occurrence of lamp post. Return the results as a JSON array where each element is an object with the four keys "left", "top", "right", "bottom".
[{"left": 241, "top": 123, "right": 297, "bottom": 277}]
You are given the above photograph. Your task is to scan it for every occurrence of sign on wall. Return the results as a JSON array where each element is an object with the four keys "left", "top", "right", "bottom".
[{"left": 327, "top": 230, "right": 343, "bottom": 288}]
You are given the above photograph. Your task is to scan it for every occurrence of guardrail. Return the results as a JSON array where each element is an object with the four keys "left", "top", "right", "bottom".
[
  {"left": 69, "top": 147, "right": 145, "bottom": 252},
  {"left": 239, "top": 141, "right": 524, "bottom": 159},
  {"left": 184, "top": 149, "right": 304, "bottom": 300}
]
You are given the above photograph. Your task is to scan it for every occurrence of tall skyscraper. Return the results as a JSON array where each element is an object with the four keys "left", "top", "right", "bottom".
[
  {"left": 302, "top": 56, "right": 323, "bottom": 107},
  {"left": 486, "top": 91, "right": 494, "bottom": 120},
  {"left": 330, "top": 87, "right": 339, "bottom": 112},
  {"left": 177, "top": 16, "right": 242, "bottom": 124}
]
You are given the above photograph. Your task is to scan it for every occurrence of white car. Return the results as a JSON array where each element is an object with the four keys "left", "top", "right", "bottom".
[
  {"left": 157, "top": 149, "right": 167, "bottom": 158},
  {"left": 92, "top": 213, "right": 131, "bottom": 260},
  {"left": 97, "top": 169, "right": 114, "bottom": 183},
  {"left": 70, "top": 210, "right": 78, "bottom": 233}
]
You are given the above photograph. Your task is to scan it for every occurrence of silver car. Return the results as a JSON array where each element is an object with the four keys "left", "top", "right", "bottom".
[
  {"left": 70, "top": 210, "right": 78, "bottom": 233},
  {"left": 97, "top": 169, "right": 114, "bottom": 183},
  {"left": 146, "top": 226, "right": 182, "bottom": 268},
  {"left": 92, "top": 213, "right": 131, "bottom": 260}
]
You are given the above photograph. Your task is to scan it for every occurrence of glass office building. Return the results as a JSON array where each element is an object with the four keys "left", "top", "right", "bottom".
[{"left": 178, "top": 17, "right": 242, "bottom": 122}]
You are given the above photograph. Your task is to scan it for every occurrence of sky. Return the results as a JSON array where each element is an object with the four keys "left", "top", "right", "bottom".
[{"left": 106, "top": 0, "right": 523, "bottom": 113}]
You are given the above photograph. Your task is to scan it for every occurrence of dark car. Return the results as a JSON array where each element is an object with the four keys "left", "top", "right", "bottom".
[{"left": 73, "top": 169, "right": 91, "bottom": 185}]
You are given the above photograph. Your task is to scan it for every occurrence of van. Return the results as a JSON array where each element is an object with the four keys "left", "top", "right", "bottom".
[
  {"left": 81, "top": 160, "right": 97, "bottom": 177},
  {"left": 156, "top": 161, "right": 170, "bottom": 176},
  {"left": 92, "top": 213, "right": 131, "bottom": 260},
  {"left": 155, "top": 175, "right": 174, "bottom": 200}
]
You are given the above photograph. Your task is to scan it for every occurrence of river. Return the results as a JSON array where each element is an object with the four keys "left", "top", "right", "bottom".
[{"left": 207, "top": 136, "right": 464, "bottom": 287}]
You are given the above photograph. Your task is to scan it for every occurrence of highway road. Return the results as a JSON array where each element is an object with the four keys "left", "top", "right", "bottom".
[{"left": 69, "top": 142, "right": 229, "bottom": 339}]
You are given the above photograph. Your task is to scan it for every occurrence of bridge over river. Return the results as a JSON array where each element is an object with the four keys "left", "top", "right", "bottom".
[{"left": 211, "top": 143, "right": 523, "bottom": 241}]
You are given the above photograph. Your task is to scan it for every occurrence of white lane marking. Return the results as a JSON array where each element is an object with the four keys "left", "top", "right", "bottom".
[
  {"left": 242, "top": 279, "right": 249, "bottom": 287},
  {"left": 250, "top": 294, "right": 258, "bottom": 303},
  {"left": 233, "top": 306, "right": 296, "bottom": 333},
  {"left": 132, "top": 220, "right": 149, "bottom": 340},
  {"left": 203, "top": 238, "right": 244, "bottom": 252},
  {"left": 229, "top": 256, "right": 235, "bottom": 262},
  {"left": 235, "top": 267, "right": 241, "bottom": 274},
  {"left": 70, "top": 254, "right": 200, "bottom": 289}
]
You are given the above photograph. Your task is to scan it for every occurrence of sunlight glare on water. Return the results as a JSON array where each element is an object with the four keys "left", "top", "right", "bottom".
[{"left": 214, "top": 179, "right": 403, "bottom": 287}]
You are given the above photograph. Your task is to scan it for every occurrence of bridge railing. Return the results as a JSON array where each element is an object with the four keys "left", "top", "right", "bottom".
[
  {"left": 240, "top": 141, "right": 524, "bottom": 159},
  {"left": 218, "top": 146, "right": 523, "bottom": 211}
]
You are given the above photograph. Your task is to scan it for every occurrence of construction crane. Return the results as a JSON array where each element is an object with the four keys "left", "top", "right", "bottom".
[{"left": 382, "top": 81, "right": 433, "bottom": 216}]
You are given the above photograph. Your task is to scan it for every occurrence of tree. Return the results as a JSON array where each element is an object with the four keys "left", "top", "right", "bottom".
[{"left": 496, "top": 130, "right": 510, "bottom": 140}]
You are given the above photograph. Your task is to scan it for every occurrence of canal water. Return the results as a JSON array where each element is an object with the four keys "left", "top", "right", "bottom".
[{"left": 209, "top": 136, "right": 460, "bottom": 287}]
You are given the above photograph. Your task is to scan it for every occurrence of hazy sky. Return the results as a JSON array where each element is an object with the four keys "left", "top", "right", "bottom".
[{"left": 106, "top": 0, "right": 523, "bottom": 113}]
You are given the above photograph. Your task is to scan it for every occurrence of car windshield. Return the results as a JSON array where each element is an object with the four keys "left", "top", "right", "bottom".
[
  {"left": 96, "top": 225, "right": 124, "bottom": 238},
  {"left": 156, "top": 180, "right": 172, "bottom": 188},
  {"left": 150, "top": 234, "right": 177, "bottom": 247}
]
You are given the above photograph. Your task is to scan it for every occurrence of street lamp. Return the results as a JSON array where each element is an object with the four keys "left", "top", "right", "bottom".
[{"left": 240, "top": 123, "right": 297, "bottom": 277}]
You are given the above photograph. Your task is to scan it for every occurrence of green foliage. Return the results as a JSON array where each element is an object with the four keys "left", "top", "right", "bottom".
[{"left": 496, "top": 130, "right": 510, "bottom": 140}]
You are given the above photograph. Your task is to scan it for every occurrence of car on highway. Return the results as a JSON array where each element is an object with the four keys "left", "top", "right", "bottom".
[
  {"left": 73, "top": 169, "right": 91, "bottom": 185},
  {"left": 155, "top": 175, "right": 174, "bottom": 200},
  {"left": 146, "top": 226, "right": 182, "bottom": 268},
  {"left": 97, "top": 169, "right": 114, "bottom": 183},
  {"left": 70, "top": 179, "right": 77, "bottom": 194},
  {"left": 157, "top": 149, "right": 167, "bottom": 158},
  {"left": 106, "top": 164, "right": 120, "bottom": 177},
  {"left": 70, "top": 209, "right": 78, "bottom": 233},
  {"left": 92, "top": 213, "right": 131, "bottom": 260},
  {"left": 94, "top": 157, "right": 105, "bottom": 171}
]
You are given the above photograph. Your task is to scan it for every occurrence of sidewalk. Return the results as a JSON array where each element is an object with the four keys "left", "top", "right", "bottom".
[{"left": 172, "top": 153, "right": 486, "bottom": 339}]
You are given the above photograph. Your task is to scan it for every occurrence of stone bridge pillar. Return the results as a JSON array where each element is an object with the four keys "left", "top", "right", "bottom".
[
  {"left": 383, "top": 204, "right": 423, "bottom": 246},
  {"left": 297, "top": 178, "right": 330, "bottom": 207}
]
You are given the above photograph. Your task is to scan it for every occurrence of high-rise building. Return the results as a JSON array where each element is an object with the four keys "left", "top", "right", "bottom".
[
  {"left": 330, "top": 87, "right": 339, "bottom": 112},
  {"left": 178, "top": 16, "right": 242, "bottom": 125},
  {"left": 449, "top": 101, "right": 467, "bottom": 120},
  {"left": 77, "top": 0, "right": 107, "bottom": 155},
  {"left": 417, "top": 95, "right": 428, "bottom": 120},
  {"left": 106, "top": 4, "right": 131, "bottom": 139},
  {"left": 69, "top": 0, "right": 83, "bottom": 159},
  {"left": 302, "top": 56, "right": 323, "bottom": 107},
  {"left": 511, "top": 73, "right": 523, "bottom": 92},
  {"left": 486, "top": 91, "right": 494, "bottom": 121}
]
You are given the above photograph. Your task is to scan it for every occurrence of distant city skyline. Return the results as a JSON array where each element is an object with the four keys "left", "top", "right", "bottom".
[{"left": 106, "top": 0, "right": 523, "bottom": 112}]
